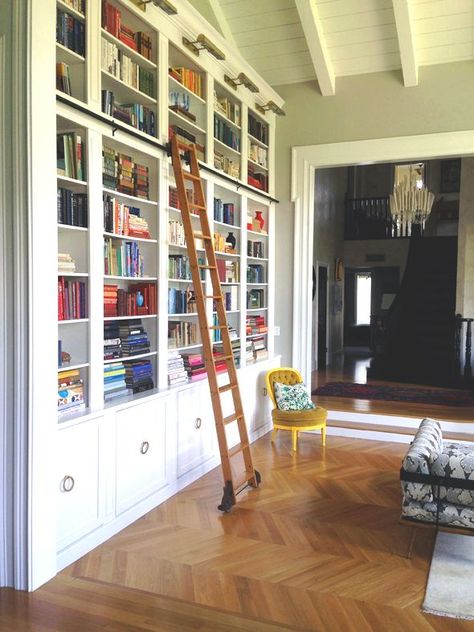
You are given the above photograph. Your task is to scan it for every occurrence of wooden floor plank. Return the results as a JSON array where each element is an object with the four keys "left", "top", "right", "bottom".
[{"left": 2, "top": 433, "right": 474, "bottom": 631}]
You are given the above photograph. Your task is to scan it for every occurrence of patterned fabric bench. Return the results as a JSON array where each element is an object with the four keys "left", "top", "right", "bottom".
[{"left": 400, "top": 418, "right": 474, "bottom": 531}]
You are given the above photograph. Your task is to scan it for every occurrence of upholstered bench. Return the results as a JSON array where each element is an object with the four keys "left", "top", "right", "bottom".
[{"left": 400, "top": 419, "right": 474, "bottom": 535}]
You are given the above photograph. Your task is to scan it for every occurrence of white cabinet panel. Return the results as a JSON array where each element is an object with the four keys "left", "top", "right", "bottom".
[
  {"left": 116, "top": 398, "right": 168, "bottom": 515},
  {"left": 57, "top": 421, "right": 102, "bottom": 551},
  {"left": 177, "top": 383, "right": 216, "bottom": 478}
]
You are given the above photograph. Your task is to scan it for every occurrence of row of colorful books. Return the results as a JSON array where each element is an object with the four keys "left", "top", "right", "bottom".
[
  {"left": 57, "top": 9, "right": 85, "bottom": 57},
  {"left": 104, "top": 283, "right": 157, "bottom": 317},
  {"left": 56, "top": 62, "right": 72, "bottom": 96},
  {"left": 214, "top": 93, "right": 241, "bottom": 126},
  {"left": 58, "top": 369, "right": 85, "bottom": 415},
  {"left": 248, "top": 113, "right": 269, "bottom": 145},
  {"left": 214, "top": 151, "right": 240, "bottom": 180},
  {"left": 213, "top": 199, "right": 236, "bottom": 225},
  {"left": 101, "top": 40, "right": 154, "bottom": 98},
  {"left": 168, "top": 287, "right": 197, "bottom": 314},
  {"left": 58, "top": 278, "right": 87, "bottom": 320},
  {"left": 103, "top": 194, "right": 150, "bottom": 238},
  {"left": 101, "top": 90, "right": 156, "bottom": 136},
  {"left": 168, "top": 320, "right": 198, "bottom": 348},
  {"left": 104, "top": 238, "right": 145, "bottom": 278},
  {"left": 104, "top": 358, "right": 154, "bottom": 402},
  {"left": 102, "top": 1, "right": 153, "bottom": 60},
  {"left": 249, "top": 143, "right": 268, "bottom": 169},
  {"left": 167, "top": 351, "right": 188, "bottom": 386},
  {"left": 247, "top": 240, "right": 265, "bottom": 258},
  {"left": 214, "top": 117, "right": 240, "bottom": 152},
  {"left": 57, "top": 132, "right": 85, "bottom": 181},
  {"left": 169, "top": 67, "right": 203, "bottom": 99}
]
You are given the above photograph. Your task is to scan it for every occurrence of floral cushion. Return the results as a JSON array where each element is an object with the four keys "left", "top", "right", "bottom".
[{"left": 273, "top": 381, "right": 315, "bottom": 411}]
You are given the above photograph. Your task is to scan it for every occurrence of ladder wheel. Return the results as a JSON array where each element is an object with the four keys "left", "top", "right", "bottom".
[
  {"left": 218, "top": 481, "right": 234, "bottom": 513},
  {"left": 255, "top": 469, "right": 262, "bottom": 486}
]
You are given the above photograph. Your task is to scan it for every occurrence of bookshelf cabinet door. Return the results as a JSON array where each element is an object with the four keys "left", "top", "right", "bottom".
[
  {"left": 177, "top": 385, "right": 215, "bottom": 479},
  {"left": 115, "top": 398, "right": 168, "bottom": 515},
  {"left": 57, "top": 421, "right": 102, "bottom": 551}
]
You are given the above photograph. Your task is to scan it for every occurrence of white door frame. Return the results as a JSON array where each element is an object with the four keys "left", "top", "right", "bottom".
[
  {"left": 313, "top": 261, "right": 329, "bottom": 369},
  {"left": 292, "top": 130, "right": 474, "bottom": 385}
]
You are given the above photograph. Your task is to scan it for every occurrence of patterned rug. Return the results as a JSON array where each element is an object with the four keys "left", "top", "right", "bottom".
[{"left": 312, "top": 382, "right": 474, "bottom": 407}]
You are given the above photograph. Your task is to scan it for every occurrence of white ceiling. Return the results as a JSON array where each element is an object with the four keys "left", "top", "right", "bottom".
[{"left": 191, "top": 0, "right": 474, "bottom": 94}]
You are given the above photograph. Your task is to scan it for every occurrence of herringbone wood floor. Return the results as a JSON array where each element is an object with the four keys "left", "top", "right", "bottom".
[{"left": 3, "top": 433, "right": 474, "bottom": 631}]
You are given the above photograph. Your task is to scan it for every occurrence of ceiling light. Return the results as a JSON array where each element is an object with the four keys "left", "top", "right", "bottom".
[
  {"left": 255, "top": 101, "right": 286, "bottom": 116},
  {"left": 224, "top": 73, "right": 259, "bottom": 93},
  {"left": 182, "top": 34, "right": 226, "bottom": 61}
]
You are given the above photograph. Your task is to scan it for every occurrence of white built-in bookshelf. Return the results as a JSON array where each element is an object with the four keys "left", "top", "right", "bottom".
[{"left": 31, "top": 0, "right": 282, "bottom": 585}]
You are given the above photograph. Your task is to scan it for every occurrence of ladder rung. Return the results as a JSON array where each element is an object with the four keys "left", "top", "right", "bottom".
[
  {"left": 216, "top": 355, "right": 234, "bottom": 362},
  {"left": 183, "top": 172, "right": 200, "bottom": 182},
  {"left": 219, "top": 383, "right": 238, "bottom": 394},
  {"left": 233, "top": 471, "right": 255, "bottom": 490},
  {"left": 205, "top": 295, "right": 222, "bottom": 300},
  {"left": 177, "top": 141, "right": 192, "bottom": 151},
  {"left": 199, "top": 265, "right": 216, "bottom": 270},
  {"left": 209, "top": 325, "right": 228, "bottom": 330},
  {"left": 189, "top": 203, "right": 207, "bottom": 211},
  {"left": 194, "top": 232, "right": 212, "bottom": 240},
  {"left": 223, "top": 412, "right": 243, "bottom": 426},
  {"left": 228, "top": 442, "right": 249, "bottom": 458}
]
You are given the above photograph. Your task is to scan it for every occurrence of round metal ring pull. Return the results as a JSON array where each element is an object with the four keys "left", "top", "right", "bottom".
[
  {"left": 140, "top": 441, "right": 150, "bottom": 455},
  {"left": 195, "top": 417, "right": 202, "bottom": 429},
  {"left": 61, "top": 475, "right": 75, "bottom": 492}
]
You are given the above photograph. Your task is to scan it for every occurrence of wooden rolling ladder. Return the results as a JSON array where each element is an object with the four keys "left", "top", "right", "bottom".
[{"left": 169, "top": 135, "right": 261, "bottom": 512}]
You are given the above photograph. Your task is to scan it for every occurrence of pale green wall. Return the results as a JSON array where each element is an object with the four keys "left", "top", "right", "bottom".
[{"left": 274, "top": 61, "right": 474, "bottom": 365}]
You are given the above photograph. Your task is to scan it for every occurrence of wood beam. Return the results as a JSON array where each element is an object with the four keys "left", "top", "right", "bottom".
[
  {"left": 294, "top": 0, "right": 335, "bottom": 96},
  {"left": 392, "top": 0, "right": 418, "bottom": 87},
  {"left": 208, "top": 0, "right": 238, "bottom": 50}
]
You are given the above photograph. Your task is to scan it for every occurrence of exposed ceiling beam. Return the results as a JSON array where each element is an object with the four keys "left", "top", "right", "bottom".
[
  {"left": 392, "top": 0, "right": 418, "bottom": 87},
  {"left": 208, "top": 0, "right": 238, "bottom": 50},
  {"left": 294, "top": 0, "right": 335, "bottom": 96}
]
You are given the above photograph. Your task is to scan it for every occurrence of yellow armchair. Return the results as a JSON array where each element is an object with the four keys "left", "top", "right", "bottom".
[{"left": 266, "top": 367, "right": 327, "bottom": 452}]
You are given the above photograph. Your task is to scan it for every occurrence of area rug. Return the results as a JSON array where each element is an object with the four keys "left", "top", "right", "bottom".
[
  {"left": 423, "top": 531, "right": 474, "bottom": 619},
  {"left": 312, "top": 382, "right": 474, "bottom": 407}
]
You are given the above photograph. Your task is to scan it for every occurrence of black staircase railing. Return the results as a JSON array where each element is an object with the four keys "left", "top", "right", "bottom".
[
  {"left": 345, "top": 196, "right": 399, "bottom": 240},
  {"left": 455, "top": 315, "right": 474, "bottom": 383}
]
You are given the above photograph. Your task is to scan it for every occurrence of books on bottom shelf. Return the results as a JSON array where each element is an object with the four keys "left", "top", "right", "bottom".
[
  {"left": 168, "top": 320, "right": 198, "bottom": 348},
  {"left": 58, "top": 369, "right": 85, "bottom": 415},
  {"left": 181, "top": 350, "right": 228, "bottom": 382},
  {"left": 58, "top": 252, "right": 76, "bottom": 274},
  {"left": 104, "top": 357, "right": 154, "bottom": 401},
  {"left": 214, "top": 338, "right": 241, "bottom": 368},
  {"left": 167, "top": 350, "right": 189, "bottom": 386}
]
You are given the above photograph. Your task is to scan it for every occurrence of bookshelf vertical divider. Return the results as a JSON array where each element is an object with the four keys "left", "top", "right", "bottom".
[
  {"left": 158, "top": 155, "right": 169, "bottom": 390},
  {"left": 87, "top": 0, "right": 101, "bottom": 109},
  {"left": 205, "top": 75, "right": 214, "bottom": 166},
  {"left": 88, "top": 128, "right": 106, "bottom": 408},
  {"left": 157, "top": 33, "right": 169, "bottom": 145},
  {"left": 239, "top": 195, "right": 248, "bottom": 368}
]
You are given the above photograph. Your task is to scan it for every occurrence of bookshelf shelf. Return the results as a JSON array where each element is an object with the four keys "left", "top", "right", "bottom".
[
  {"left": 167, "top": 313, "right": 199, "bottom": 317},
  {"left": 174, "top": 343, "right": 202, "bottom": 351},
  {"left": 221, "top": 282, "right": 240, "bottom": 286},
  {"left": 104, "top": 275, "right": 158, "bottom": 281},
  {"left": 247, "top": 256, "right": 268, "bottom": 262},
  {"left": 103, "top": 187, "right": 157, "bottom": 206},
  {"left": 214, "top": 220, "right": 240, "bottom": 230},
  {"left": 214, "top": 138, "right": 241, "bottom": 157},
  {"left": 56, "top": 0, "right": 85, "bottom": 21},
  {"left": 58, "top": 362, "right": 89, "bottom": 371},
  {"left": 214, "top": 110, "right": 241, "bottom": 131},
  {"left": 57, "top": 175, "right": 87, "bottom": 188},
  {"left": 215, "top": 251, "right": 240, "bottom": 258},
  {"left": 169, "top": 243, "right": 205, "bottom": 253},
  {"left": 58, "top": 223, "right": 88, "bottom": 232},
  {"left": 57, "top": 272, "right": 89, "bottom": 277},
  {"left": 101, "top": 70, "right": 157, "bottom": 106},
  {"left": 103, "top": 350, "right": 157, "bottom": 364},
  {"left": 168, "top": 74, "right": 206, "bottom": 105},
  {"left": 168, "top": 108, "right": 206, "bottom": 136},
  {"left": 247, "top": 332, "right": 268, "bottom": 339},
  {"left": 247, "top": 228, "right": 268, "bottom": 237},
  {"left": 247, "top": 282, "right": 268, "bottom": 286},
  {"left": 248, "top": 158, "right": 268, "bottom": 172},
  {"left": 101, "top": 29, "right": 157, "bottom": 70},
  {"left": 58, "top": 318, "right": 89, "bottom": 324},
  {"left": 56, "top": 42, "right": 85, "bottom": 65},
  {"left": 168, "top": 206, "right": 200, "bottom": 219},
  {"left": 103, "top": 232, "right": 157, "bottom": 244},
  {"left": 247, "top": 307, "right": 268, "bottom": 312},
  {"left": 103, "top": 314, "right": 157, "bottom": 321},
  {"left": 248, "top": 133, "right": 268, "bottom": 150}
]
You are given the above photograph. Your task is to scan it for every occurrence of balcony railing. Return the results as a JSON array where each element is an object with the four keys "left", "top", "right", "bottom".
[{"left": 345, "top": 196, "right": 398, "bottom": 240}]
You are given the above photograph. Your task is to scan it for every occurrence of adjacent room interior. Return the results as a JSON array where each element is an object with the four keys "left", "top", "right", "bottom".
[{"left": 2, "top": 0, "right": 474, "bottom": 630}]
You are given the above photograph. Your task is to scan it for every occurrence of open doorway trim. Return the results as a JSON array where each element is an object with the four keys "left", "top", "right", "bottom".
[
  {"left": 292, "top": 130, "right": 474, "bottom": 384},
  {"left": 314, "top": 261, "right": 329, "bottom": 370}
]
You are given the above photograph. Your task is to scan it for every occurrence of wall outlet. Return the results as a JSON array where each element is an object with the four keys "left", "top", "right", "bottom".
[{"left": 274, "top": 325, "right": 280, "bottom": 336}]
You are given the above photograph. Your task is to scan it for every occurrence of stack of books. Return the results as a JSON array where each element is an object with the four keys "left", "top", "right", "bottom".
[
  {"left": 167, "top": 351, "right": 188, "bottom": 386},
  {"left": 214, "top": 338, "right": 241, "bottom": 368},
  {"left": 119, "top": 320, "right": 150, "bottom": 357},
  {"left": 58, "top": 188, "right": 88, "bottom": 227},
  {"left": 102, "top": 147, "right": 150, "bottom": 200},
  {"left": 58, "top": 369, "right": 85, "bottom": 415},
  {"left": 253, "top": 336, "right": 268, "bottom": 361},
  {"left": 104, "top": 284, "right": 119, "bottom": 317},
  {"left": 58, "top": 253, "right": 76, "bottom": 274},
  {"left": 104, "top": 362, "right": 131, "bottom": 402},
  {"left": 104, "top": 322, "right": 122, "bottom": 360},
  {"left": 246, "top": 315, "right": 268, "bottom": 336},
  {"left": 182, "top": 353, "right": 206, "bottom": 382},
  {"left": 248, "top": 164, "right": 268, "bottom": 192},
  {"left": 124, "top": 359, "right": 154, "bottom": 393}
]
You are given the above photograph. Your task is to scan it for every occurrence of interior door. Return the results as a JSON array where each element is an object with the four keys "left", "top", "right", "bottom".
[{"left": 317, "top": 266, "right": 328, "bottom": 369}]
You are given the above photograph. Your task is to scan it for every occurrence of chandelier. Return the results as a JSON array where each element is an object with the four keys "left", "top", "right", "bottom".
[{"left": 389, "top": 182, "right": 435, "bottom": 237}]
